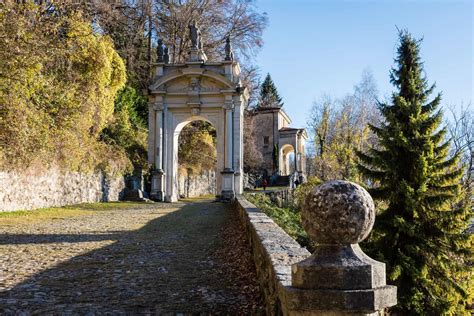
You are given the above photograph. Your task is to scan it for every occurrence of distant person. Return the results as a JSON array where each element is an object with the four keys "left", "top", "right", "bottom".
[{"left": 262, "top": 179, "right": 268, "bottom": 191}]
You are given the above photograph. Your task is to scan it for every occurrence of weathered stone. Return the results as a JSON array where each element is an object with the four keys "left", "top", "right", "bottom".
[
  {"left": 302, "top": 180, "right": 375, "bottom": 245},
  {"left": 252, "top": 107, "right": 307, "bottom": 177},
  {"left": 0, "top": 167, "right": 125, "bottom": 212},
  {"left": 234, "top": 182, "right": 397, "bottom": 315},
  {"left": 123, "top": 188, "right": 147, "bottom": 202},
  {"left": 291, "top": 180, "right": 396, "bottom": 315},
  {"left": 284, "top": 285, "right": 397, "bottom": 314},
  {"left": 291, "top": 244, "right": 386, "bottom": 290},
  {"left": 177, "top": 170, "right": 216, "bottom": 198},
  {"left": 0, "top": 200, "right": 264, "bottom": 313},
  {"left": 234, "top": 196, "right": 311, "bottom": 314},
  {"left": 148, "top": 43, "right": 244, "bottom": 202}
]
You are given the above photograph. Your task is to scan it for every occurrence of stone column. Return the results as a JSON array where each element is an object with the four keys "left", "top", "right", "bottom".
[
  {"left": 150, "top": 100, "right": 165, "bottom": 201},
  {"left": 294, "top": 136, "right": 298, "bottom": 174},
  {"left": 285, "top": 180, "right": 397, "bottom": 315},
  {"left": 221, "top": 96, "right": 235, "bottom": 201},
  {"left": 233, "top": 98, "right": 244, "bottom": 195},
  {"left": 225, "top": 108, "right": 233, "bottom": 169}
]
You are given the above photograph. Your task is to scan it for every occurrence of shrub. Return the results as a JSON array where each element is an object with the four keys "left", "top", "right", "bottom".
[
  {"left": 0, "top": 3, "right": 127, "bottom": 175},
  {"left": 245, "top": 193, "right": 312, "bottom": 250},
  {"left": 294, "top": 177, "right": 322, "bottom": 209}
]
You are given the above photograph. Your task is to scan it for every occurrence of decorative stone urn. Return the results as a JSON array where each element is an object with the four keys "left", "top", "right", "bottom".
[{"left": 286, "top": 180, "right": 397, "bottom": 315}]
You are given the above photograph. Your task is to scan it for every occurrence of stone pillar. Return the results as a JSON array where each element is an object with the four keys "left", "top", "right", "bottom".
[
  {"left": 221, "top": 97, "right": 235, "bottom": 201},
  {"left": 286, "top": 180, "right": 397, "bottom": 315},
  {"left": 150, "top": 101, "right": 165, "bottom": 201},
  {"left": 225, "top": 108, "right": 233, "bottom": 169},
  {"left": 155, "top": 109, "right": 163, "bottom": 170},
  {"left": 233, "top": 98, "right": 244, "bottom": 195}
]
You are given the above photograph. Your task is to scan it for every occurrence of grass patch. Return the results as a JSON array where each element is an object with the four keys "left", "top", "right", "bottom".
[
  {"left": 244, "top": 193, "right": 312, "bottom": 250},
  {"left": 179, "top": 195, "right": 216, "bottom": 202},
  {"left": 245, "top": 186, "right": 289, "bottom": 192},
  {"left": 0, "top": 201, "right": 152, "bottom": 223}
]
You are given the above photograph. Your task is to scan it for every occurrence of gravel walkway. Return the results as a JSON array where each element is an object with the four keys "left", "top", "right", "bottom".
[{"left": 0, "top": 200, "right": 264, "bottom": 314}]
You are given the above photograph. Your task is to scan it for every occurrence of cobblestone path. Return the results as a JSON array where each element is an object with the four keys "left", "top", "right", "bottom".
[{"left": 0, "top": 200, "right": 262, "bottom": 314}]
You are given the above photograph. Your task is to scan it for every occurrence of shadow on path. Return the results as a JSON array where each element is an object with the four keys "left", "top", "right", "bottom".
[
  {"left": 0, "top": 200, "right": 246, "bottom": 314},
  {"left": 0, "top": 233, "right": 124, "bottom": 245}
]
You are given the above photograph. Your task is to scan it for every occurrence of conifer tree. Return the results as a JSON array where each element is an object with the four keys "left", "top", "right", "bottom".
[
  {"left": 358, "top": 31, "right": 473, "bottom": 314},
  {"left": 259, "top": 73, "right": 284, "bottom": 108},
  {"left": 272, "top": 144, "right": 279, "bottom": 171}
]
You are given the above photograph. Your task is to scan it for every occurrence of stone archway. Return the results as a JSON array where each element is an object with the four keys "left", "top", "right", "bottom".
[
  {"left": 147, "top": 45, "right": 247, "bottom": 202},
  {"left": 280, "top": 144, "right": 295, "bottom": 176},
  {"left": 177, "top": 119, "right": 217, "bottom": 198},
  {"left": 278, "top": 128, "right": 307, "bottom": 180}
]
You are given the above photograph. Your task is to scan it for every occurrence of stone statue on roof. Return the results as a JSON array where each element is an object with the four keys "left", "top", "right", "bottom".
[
  {"left": 225, "top": 36, "right": 234, "bottom": 61},
  {"left": 157, "top": 39, "right": 164, "bottom": 62},
  {"left": 189, "top": 20, "right": 201, "bottom": 50}
]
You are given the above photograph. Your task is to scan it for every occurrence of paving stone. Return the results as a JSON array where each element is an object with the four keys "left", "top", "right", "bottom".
[{"left": 0, "top": 200, "right": 263, "bottom": 314}]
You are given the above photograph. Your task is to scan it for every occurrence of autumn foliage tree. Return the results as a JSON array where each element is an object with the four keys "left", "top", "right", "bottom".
[
  {"left": 0, "top": 2, "right": 127, "bottom": 173},
  {"left": 307, "top": 70, "right": 379, "bottom": 181},
  {"left": 80, "top": 0, "right": 267, "bottom": 88},
  {"left": 178, "top": 121, "right": 217, "bottom": 174},
  {"left": 357, "top": 31, "right": 473, "bottom": 314}
]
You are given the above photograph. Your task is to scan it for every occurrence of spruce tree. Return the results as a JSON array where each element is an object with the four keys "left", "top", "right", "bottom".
[
  {"left": 357, "top": 31, "right": 472, "bottom": 314},
  {"left": 259, "top": 73, "right": 284, "bottom": 108}
]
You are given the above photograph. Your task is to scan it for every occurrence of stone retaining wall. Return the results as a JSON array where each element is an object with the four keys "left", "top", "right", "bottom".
[
  {"left": 233, "top": 195, "right": 310, "bottom": 315},
  {"left": 178, "top": 170, "right": 216, "bottom": 198},
  {"left": 0, "top": 168, "right": 125, "bottom": 212}
]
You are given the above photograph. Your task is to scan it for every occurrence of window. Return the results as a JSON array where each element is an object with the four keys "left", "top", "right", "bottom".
[{"left": 263, "top": 136, "right": 269, "bottom": 148}]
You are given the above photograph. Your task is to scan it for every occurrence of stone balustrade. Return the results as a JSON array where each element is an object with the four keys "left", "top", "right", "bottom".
[{"left": 235, "top": 180, "right": 397, "bottom": 315}]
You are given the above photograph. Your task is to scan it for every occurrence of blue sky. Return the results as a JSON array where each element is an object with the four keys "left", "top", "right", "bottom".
[{"left": 254, "top": 0, "right": 473, "bottom": 128}]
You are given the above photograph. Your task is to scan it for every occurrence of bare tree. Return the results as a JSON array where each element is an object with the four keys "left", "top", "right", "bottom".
[
  {"left": 447, "top": 103, "right": 473, "bottom": 187},
  {"left": 307, "top": 95, "right": 332, "bottom": 179},
  {"left": 154, "top": 0, "right": 267, "bottom": 64},
  {"left": 306, "top": 70, "right": 379, "bottom": 181},
  {"left": 243, "top": 112, "right": 264, "bottom": 173},
  {"left": 83, "top": 0, "right": 266, "bottom": 88}
]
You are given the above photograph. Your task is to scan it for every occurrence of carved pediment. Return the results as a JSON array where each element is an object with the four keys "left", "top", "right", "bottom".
[
  {"left": 199, "top": 77, "right": 223, "bottom": 92},
  {"left": 149, "top": 67, "right": 236, "bottom": 93},
  {"left": 153, "top": 75, "right": 229, "bottom": 94},
  {"left": 160, "top": 77, "right": 190, "bottom": 93}
]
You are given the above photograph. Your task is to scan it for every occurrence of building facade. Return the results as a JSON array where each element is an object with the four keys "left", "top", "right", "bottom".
[{"left": 252, "top": 106, "right": 307, "bottom": 182}]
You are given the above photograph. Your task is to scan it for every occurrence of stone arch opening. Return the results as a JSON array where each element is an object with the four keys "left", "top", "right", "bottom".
[
  {"left": 280, "top": 144, "right": 296, "bottom": 176},
  {"left": 147, "top": 31, "right": 247, "bottom": 202},
  {"left": 176, "top": 119, "right": 217, "bottom": 199}
]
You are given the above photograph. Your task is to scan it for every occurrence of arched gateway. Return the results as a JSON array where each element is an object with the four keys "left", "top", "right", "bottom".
[{"left": 147, "top": 32, "right": 247, "bottom": 202}]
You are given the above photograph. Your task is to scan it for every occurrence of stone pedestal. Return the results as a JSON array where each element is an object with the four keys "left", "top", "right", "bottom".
[
  {"left": 150, "top": 169, "right": 165, "bottom": 201},
  {"left": 188, "top": 48, "right": 207, "bottom": 62},
  {"left": 220, "top": 169, "right": 235, "bottom": 201},
  {"left": 287, "top": 180, "right": 397, "bottom": 315}
]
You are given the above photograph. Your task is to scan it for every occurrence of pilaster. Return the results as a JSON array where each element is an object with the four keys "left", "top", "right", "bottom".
[
  {"left": 150, "top": 97, "right": 165, "bottom": 201},
  {"left": 221, "top": 95, "right": 235, "bottom": 201}
]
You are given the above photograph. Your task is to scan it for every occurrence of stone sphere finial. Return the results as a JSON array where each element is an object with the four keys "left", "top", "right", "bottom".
[{"left": 302, "top": 180, "right": 375, "bottom": 245}]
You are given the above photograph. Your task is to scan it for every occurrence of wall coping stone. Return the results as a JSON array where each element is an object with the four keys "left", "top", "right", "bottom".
[
  {"left": 234, "top": 195, "right": 310, "bottom": 314},
  {"left": 235, "top": 181, "right": 397, "bottom": 315}
]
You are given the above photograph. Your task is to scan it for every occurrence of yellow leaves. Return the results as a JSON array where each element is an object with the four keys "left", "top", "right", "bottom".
[
  {"left": 390, "top": 264, "right": 402, "bottom": 281},
  {"left": 0, "top": 4, "right": 127, "bottom": 174},
  {"left": 110, "top": 50, "right": 126, "bottom": 94},
  {"left": 178, "top": 122, "right": 217, "bottom": 173}
]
